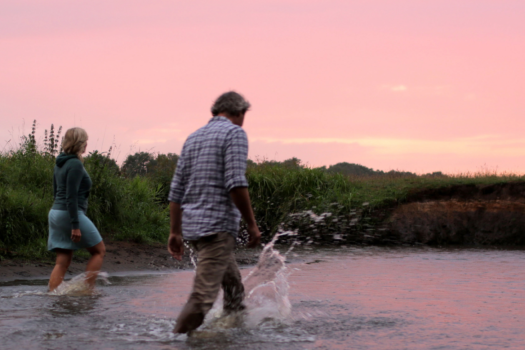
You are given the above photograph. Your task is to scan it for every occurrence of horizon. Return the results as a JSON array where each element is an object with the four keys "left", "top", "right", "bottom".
[
  {"left": 4, "top": 122, "right": 520, "bottom": 177},
  {"left": 1, "top": 1, "right": 524, "bottom": 174}
]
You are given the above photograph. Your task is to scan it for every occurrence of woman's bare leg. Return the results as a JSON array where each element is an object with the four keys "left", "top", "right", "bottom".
[
  {"left": 85, "top": 241, "right": 106, "bottom": 288},
  {"left": 49, "top": 249, "right": 73, "bottom": 291}
]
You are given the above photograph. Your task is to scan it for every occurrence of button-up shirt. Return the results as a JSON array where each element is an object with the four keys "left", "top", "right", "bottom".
[{"left": 168, "top": 116, "right": 249, "bottom": 240}]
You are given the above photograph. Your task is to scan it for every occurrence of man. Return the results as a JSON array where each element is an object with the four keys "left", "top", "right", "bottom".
[{"left": 167, "top": 91, "right": 261, "bottom": 334}]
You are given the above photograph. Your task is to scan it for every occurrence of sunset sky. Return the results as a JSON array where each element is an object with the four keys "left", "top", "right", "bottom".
[{"left": 1, "top": 0, "right": 524, "bottom": 173}]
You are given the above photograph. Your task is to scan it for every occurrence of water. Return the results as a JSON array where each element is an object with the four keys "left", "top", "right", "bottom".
[{"left": 1, "top": 246, "right": 525, "bottom": 349}]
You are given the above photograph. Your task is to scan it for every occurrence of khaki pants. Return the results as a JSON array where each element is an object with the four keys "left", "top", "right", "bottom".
[{"left": 174, "top": 232, "right": 245, "bottom": 333}]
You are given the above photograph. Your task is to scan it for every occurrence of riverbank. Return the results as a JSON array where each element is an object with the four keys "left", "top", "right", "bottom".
[
  {"left": 386, "top": 182, "right": 525, "bottom": 245},
  {"left": 0, "top": 241, "right": 260, "bottom": 282},
  {"left": 276, "top": 181, "right": 525, "bottom": 247}
]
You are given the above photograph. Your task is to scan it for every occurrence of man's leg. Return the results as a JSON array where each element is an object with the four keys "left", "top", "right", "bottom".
[
  {"left": 174, "top": 232, "right": 234, "bottom": 334},
  {"left": 222, "top": 253, "right": 245, "bottom": 314}
]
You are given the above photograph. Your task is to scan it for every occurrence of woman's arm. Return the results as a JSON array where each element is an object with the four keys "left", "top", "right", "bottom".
[
  {"left": 53, "top": 172, "right": 57, "bottom": 200},
  {"left": 65, "top": 162, "right": 84, "bottom": 231}
]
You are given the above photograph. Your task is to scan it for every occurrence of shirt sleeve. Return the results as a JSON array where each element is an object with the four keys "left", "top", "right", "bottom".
[
  {"left": 224, "top": 127, "right": 249, "bottom": 191},
  {"left": 65, "top": 162, "right": 84, "bottom": 230},
  {"left": 168, "top": 146, "right": 186, "bottom": 204},
  {"left": 53, "top": 172, "right": 57, "bottom": 200}
]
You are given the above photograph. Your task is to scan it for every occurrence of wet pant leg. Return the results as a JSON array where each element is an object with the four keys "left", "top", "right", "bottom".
[
  {"left": 222, "top": 252, "right": 245, "bottom": 313},
  {"left": 174, "top": 232, "right": 244, "bottom": 333}
]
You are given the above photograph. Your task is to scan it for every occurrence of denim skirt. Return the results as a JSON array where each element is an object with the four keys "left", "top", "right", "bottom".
[{"left": 47, "top": 209, "right": 103, "bottom": 251}]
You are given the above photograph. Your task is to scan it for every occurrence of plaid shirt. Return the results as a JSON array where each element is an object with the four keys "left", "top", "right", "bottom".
[{"left": 168, "top": 116, "right": 249, "bottom": 240}]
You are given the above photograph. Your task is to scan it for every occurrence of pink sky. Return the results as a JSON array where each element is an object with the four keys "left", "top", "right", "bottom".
[{"left": 1, "top": 0, "right": 524, "bottom": 173}]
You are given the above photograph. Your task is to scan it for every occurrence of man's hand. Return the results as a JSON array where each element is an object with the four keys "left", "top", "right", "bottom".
[
  {"left": 168, "top": 201, "right": 184, "bottom": 260},
  {"left": 71, "top": 229, "right": 81, "bottom": 243},
  {"left": 229, "top": 187, "right": 261, "bottom": 248},
  {"left": 168, "top": 232, "right": 184, "bottom": 261},
  {"left": 246, "top": 224, "right": 261, "bottom": 248}
]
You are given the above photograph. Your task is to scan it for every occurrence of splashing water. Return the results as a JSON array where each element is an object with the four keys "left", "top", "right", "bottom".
[
  {"left": 3, "top": 272, "right": 111, "bottom": 299},
  {"left": 203, "top": 233, "right": 293, "bottom": 332},
  {"left": 3, "top": 290, "right": 48, "bottom": 299},
  {"left": 184, "top": 240, "right": 198, "bottom": 268},
  {"left": 50, "top": 272, "right": 111, "bottom": 296}
]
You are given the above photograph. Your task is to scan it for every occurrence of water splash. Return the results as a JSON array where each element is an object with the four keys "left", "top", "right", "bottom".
[
  {"left": 3, "top": 272, "right": 111, "bottom": 298},
  {"left": 3, "top": 290, "right": 48, "bottom": 298},
  {"left": 109, "top": 318, "right": 184, "bottom": 343},
  {"left": 203, "top": 233, "right": 293, "bottom": 331},
  {"left": 184, "top": 241, "right": 198, "bottom": 269},
  {"left": 50, "top": 272, "right": 111, "bottom": 296},
  {"left": 245, "top": 233, "right": 293, "bottom": 328}
]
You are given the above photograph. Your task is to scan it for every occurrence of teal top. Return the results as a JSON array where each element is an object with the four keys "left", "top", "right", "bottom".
[{"left": 51, "top": 153, "right": 92, "bottom": 230}]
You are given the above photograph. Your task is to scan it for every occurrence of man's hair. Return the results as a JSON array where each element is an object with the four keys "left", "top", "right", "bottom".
[{"left": 211, "top": 91, "right": 251, "bottom": 117}]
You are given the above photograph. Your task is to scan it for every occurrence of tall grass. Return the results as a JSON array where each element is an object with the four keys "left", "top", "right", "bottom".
[
  {"left": 247, "top": 163, "right": 356, "bottom": 234},
  {"left": 348, "top": 171, "right": 525, "bottom": 207}
]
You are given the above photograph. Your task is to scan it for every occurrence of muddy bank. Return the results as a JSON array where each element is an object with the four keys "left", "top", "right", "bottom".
[
  {"left": 0, "top": 241, "right": 260, "bottom": 282},
  {"left": 274, "top": 182, "right": 525, "bottom": 247},
  {"left": 386, "top": 182, "right": 525, "bottom": 246}
]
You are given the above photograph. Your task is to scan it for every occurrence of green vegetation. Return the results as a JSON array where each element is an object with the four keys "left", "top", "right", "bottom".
[
  {"left": 247, "top": 160, "right": 525, "bottom": 245},
  {"left": 0, "top": 122, "right": 169, "bottom": 261},
  {"left": 121, "top": 151, "right": 179, "bottom": 203},
  {"left": 1, "top": 122, "right": 524, "bottom": 260},
  {"left": 320, "top": 161, "right": 443, "bottom": 177}
]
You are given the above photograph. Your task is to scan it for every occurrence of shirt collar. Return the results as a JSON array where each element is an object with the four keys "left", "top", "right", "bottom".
[{"left": 208, "top": 116, "right": 232, "bottom": 124}]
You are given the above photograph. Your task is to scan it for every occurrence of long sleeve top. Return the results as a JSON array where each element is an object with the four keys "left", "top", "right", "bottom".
[
  {"left": 51, "top": 153, "right": 92, "bottom": 229},
  {"left": 168, "top": 116, "right": 249, "bottom": 240}
]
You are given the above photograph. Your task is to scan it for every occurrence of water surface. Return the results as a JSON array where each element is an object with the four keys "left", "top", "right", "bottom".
[{"left": 1, "top": 246, "right": 524, "bottom": 349}]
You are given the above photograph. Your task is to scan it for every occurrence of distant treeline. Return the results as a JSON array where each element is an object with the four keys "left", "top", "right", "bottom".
[
  {"left": 249, "top": 158, "right": 445, "bottom": 178},
  {"left": 120, "top": 155, "right": 445, "bottom": 180}
]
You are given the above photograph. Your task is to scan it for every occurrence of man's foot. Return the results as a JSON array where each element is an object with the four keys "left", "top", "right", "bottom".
[{"left": 173, "top": 312, "right": 205, "bottom": 334}]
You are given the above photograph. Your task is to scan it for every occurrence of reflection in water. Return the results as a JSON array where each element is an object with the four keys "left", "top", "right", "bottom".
[
  {"left": 48, "top": 295, "right": 100, "bottom": 317},
  {"left": 1, "top": 246, "right": 525, "bottom": 349}
]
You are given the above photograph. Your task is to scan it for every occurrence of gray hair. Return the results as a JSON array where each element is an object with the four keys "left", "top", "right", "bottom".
[{"left": 211, "top": 91, "right": 251, "bottom": 117}]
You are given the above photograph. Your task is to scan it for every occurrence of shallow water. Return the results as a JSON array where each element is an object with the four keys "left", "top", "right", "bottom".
[{"left": 1, "top": 246, "right": 525, "bottom": 350}]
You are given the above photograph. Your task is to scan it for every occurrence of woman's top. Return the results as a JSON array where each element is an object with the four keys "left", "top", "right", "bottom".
[{"left": 51, "top": 153, "right": 92, "bottom": 229}]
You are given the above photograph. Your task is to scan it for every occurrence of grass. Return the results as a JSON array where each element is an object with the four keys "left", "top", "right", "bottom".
[
  {"left": 346, "top": 171, "right": 525, "bottom": 207},
  {"left": 247, "top": 163, "right": 356, "bottom": 234}
]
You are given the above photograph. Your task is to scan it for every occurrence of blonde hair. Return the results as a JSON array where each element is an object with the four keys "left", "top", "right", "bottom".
[{"left": 62, "top": 127, "right": 88, "bottom": 160}]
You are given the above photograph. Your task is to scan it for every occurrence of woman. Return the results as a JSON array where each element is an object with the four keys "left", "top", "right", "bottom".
[{"left": 47, "top": 127, "right": 106, "bottom": 292}]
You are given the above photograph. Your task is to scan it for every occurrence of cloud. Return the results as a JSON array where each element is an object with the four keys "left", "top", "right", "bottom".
[
  {"left": 380, "top": 84, "right": 408, "bottom": 92},
  {"left": 136, "top": 138, "right": 167, "bottom": 145},
  {"left": 251, "top": 135, "right": 525, "bottom": 157},
  {"left": 391, "top": 85, "right": 407, "bottom": 92},
  {"left": 380, "top": 84, "right": 453, "bottom": 95},
  {"left": 130, "top": 126, "right": 181, "bottom": 145}
]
